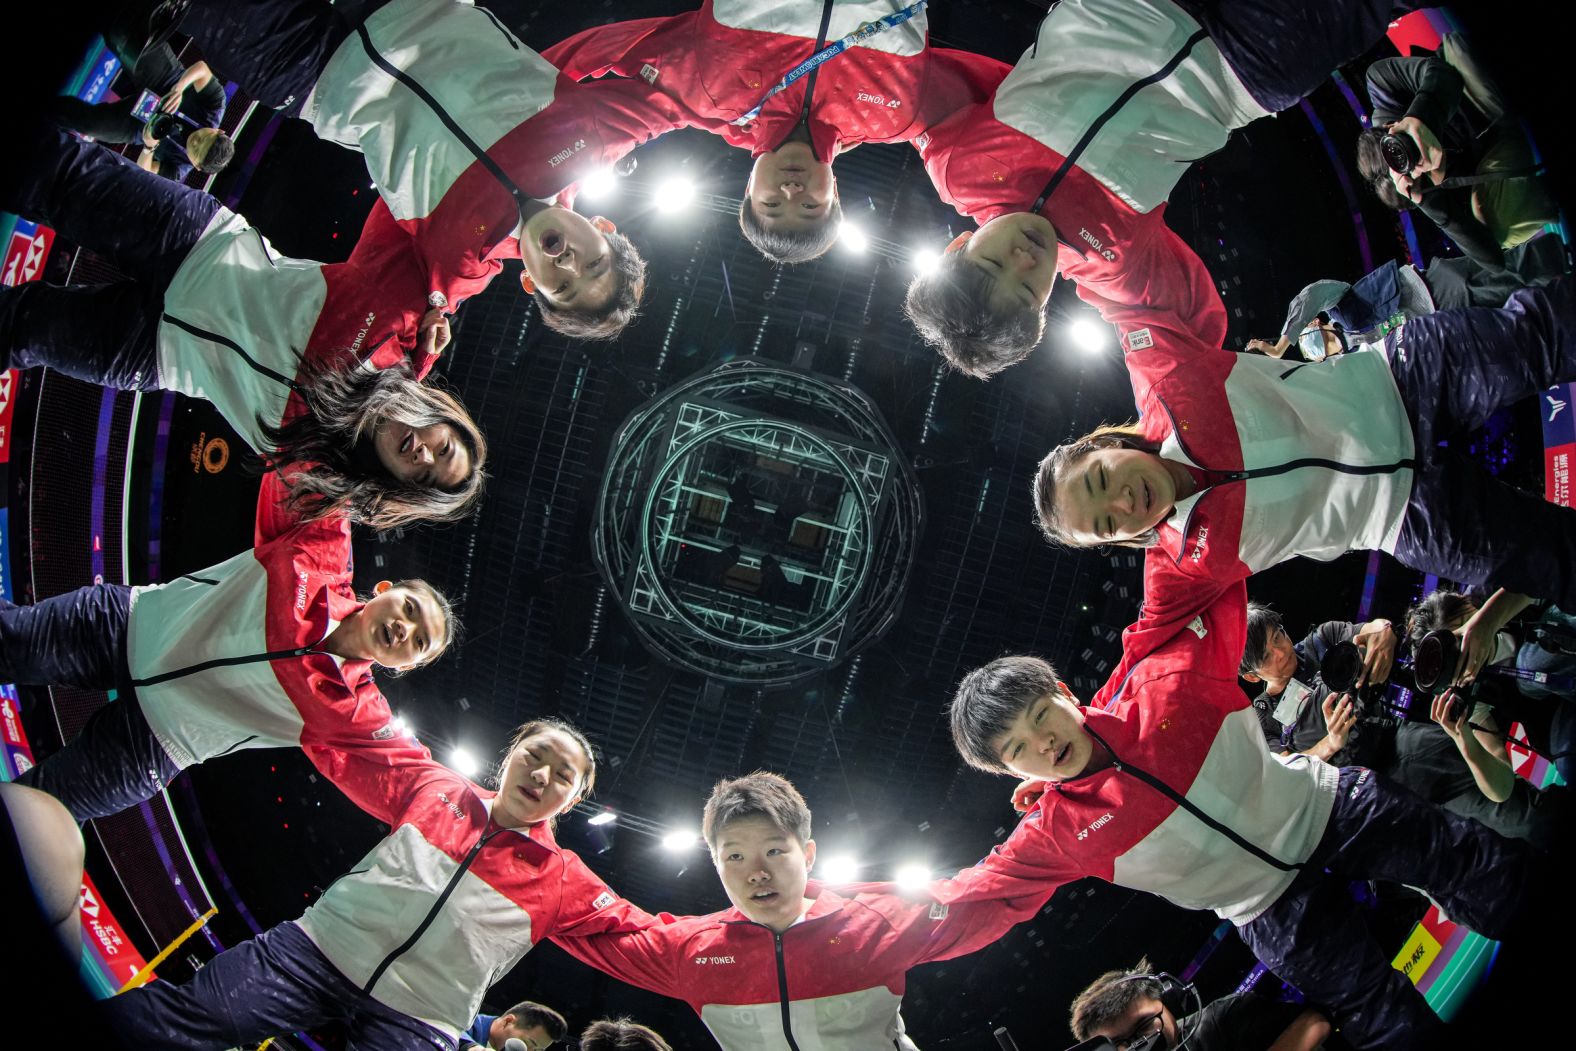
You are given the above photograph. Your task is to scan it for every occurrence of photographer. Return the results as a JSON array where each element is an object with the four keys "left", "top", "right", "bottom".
[
  {"left": 1240, "top": 603, "right": 1557, "bottom": 845},
  {"left": 1407, "top": 588, "right": 1576, "bottom": 789},
  {"left": 1068, "top": 959, "right": 1330, "bottom": 1051},
  {"left": 48, "top": 37, "right": 233, "bottom": 182},
  {"left": 1357, "top": 36, "right": 1556, "bottom": 271}
]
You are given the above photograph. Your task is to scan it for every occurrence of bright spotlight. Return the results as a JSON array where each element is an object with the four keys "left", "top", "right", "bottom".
[
  {"left": 911, "top": 247, "right": 942, "bottom": 276},
  {"left": 818, "top": 854, "right": 860, "bottom": 884},
  {"left": 579, "top": 167, "right": 617, "bottom": 200},
  {"left": 655, "top": 175, "right": 696, "bottom": 211},
  {"left": 588, "top": 810, "right": 618, "bottom": 827},
  {"left": 895, "top": 863, "right": 930, "bottom": 891},
  {"left": 391, "top": 713, "right": 412, "bottom": 736},
  {"left": 662, "top": 829, "right": 699, "bottom": 851},
  {"left": 839, "top": 221, "right": 869, "bottom": 253},
  {"left": 447, "top": 746, "right": 480, "bottom": 778},
  {"left": 1068, "top": 318, "right": 1109, "bottom": 353}
]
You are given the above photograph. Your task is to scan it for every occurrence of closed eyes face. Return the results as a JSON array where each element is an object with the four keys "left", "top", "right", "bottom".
[
  {"left": 989, "top": 692, "right": 1093, "bottom": 781},
  {"left": 1056, "top": 447, "right": 1177, "bottom": 546},
  {"left": 373, "top": 421, "right": 471, "bottom": 490},
  {"left": 493, "top": 730, "right": 588, "bottom": 827},
  {"left": 961, "top": 211, "right": 1059, "bottom": 313}
]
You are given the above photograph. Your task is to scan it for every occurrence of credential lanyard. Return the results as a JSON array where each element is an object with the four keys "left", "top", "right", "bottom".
[{"left": 731, "top": 0, "right": 928, "bottom": 127}]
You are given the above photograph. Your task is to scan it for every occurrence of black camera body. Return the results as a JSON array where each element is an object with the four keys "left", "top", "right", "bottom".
[{"left": 1380, "top": 130, "right": 1422, "bottom": 173}]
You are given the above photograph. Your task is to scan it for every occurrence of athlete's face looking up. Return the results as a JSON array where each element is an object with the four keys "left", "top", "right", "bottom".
[
  {"left": 746, "top": 139, "right": 836, "bottom": 234},
  {"left": 519, "top": 206, "right": 615, "bottom": 312},
  {"left": 712, "top": 816, "right": 816, "bottom": 933}
]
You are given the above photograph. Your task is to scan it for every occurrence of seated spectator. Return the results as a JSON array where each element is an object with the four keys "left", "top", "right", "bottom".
[
  {"left": 1246, "top": 239, "right": 1567, "bottom": 359},
  {"left": 1358, "top": 35, "right": 1556, "bottom": 270},
  {"left": 579, "top": 1019, "right": 672, "bottom": 1051},
  {"left": 460, "top": 1001, "right": 568, "bottom": 1050},
  {"left": 1241, "top": 603, "right": 1566, "bottom": 847},
  {"left": 1069, "top": 958, "right": 1330, "bottom": 1051},
  {"left": 49, "top": 40, "right": 232, "bottom": 181}
]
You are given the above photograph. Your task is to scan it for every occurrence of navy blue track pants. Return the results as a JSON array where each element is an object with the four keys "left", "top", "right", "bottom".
[
  {"left": 105, "top": 921, "right": 456, "bottom": 1051},
  {"left": 1387, "top": 277, "right": 1576, "bottom": 608},
  {"left": 1239, "top": 766, "right": 1530, "bottom": 1050},
  {"left": 2, "top": 587, "right": 180, "bottom": 821}
]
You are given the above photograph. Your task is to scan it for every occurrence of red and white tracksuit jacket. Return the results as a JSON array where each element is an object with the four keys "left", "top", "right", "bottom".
[
  {"left": 301, "top": 740, "right": 654, "bottom": 1040},
  {"left": 157, "top": 200, "right": 449, "bottom": 455},
  {"left": 915, "top": 0, "right": 1271, "bottom": 340},
  {"left": 301, "top": 0, "right": 686, "bottom": 304},
  {"left": 126, "top": 474, "right": 401, "bottom": 769},
  {"left": 555, "top": 880, "right": 1047, "bottom": 1050},
  {"left": 1108, "top": 307, "right": 1415, "bottom": 626},
  {"left": 932, "top": 583, "right": 1338, "bottom": 927},
  {"left": 543, "top": 0, "right": 1010, "bottom": 161}
]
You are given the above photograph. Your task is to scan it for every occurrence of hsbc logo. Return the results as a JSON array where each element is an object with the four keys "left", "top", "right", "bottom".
[
  {"left": 592, "top": 891, "right": 615, "bottom": 909},
  {"left": 2, "top": 226, "right": 54, "bottom": 287},
  {"left": 81, "top": 884, "right": 101, "bottom": 918}
]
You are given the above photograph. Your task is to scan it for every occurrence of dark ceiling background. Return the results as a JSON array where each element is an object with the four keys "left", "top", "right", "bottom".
[{"left": 11, "top": 1, "right": 1570, "bottom": 1048}]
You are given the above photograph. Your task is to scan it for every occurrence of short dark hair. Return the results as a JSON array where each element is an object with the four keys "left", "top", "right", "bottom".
[
  {"left": 1355, "top": 129, "right": 1415, "bottom": 212},
  {"left": 904, "top": 252, "right": 1046, "bottom": 378},
  {"left": 501, "top": 1001, "right": 567, "bottom": 1043},
  {"left": 533, "top": 228, "right": 647, "bottom": 340},
  {"left": 1069, "top": 957, "right": 1162, "bottom": 1041},
  {"left": 949, "top": 655, "right": 1068, "bottom": 773},
  {"left": 579, "top": 1020, "right": 671, "bottom": 1051},
  {"left": 1406, "top": 590, "right": 1479, "bottom": 650},
  {"left": 702, "top": 772, "right": 811, "bottom": 850},
  {"left": 1241, "top": 602, "right": 1285, "bottom": 678},
  {"left": 737, "top": 193, "right": 844, "bottom": 264},
  {"left": 1033, "top": 422, "right": 1156, "bottom": 547},
  {"left": 195, "top": 130, "right": 235, "bottom": 173}
]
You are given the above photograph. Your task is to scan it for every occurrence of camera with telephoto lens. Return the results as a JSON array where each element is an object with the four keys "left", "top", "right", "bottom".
[{"left": 1380, "top": 129, "right": 1422, "bottom": 173}]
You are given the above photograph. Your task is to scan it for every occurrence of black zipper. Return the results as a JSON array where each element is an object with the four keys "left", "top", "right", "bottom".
[
  {"left": 1153, "top": 395, "right": 1416, "bottom": 564},
  {"left": 1084, "top": 726, "right": 1305, "bottom": 873},
  {"left": 180, "top": 573, "right": 221, "bottom": 586},
  {"left": 353, "top": 22, "right": 529, "bottom": 229},
  {"left": 1031, "top": 28, "right": 1209, "bottom": 211},
  {"left": 364, "top": 826, "right": 507, "bottom": 994},
  {"left": 208, "top": 734, "right": 260, "bottom": 760},
  {"left": 161, "top": 313, "right": 304, "bottom": 393},
  {"left": 130, "top": 646, "right": 316, "bottom": 688},
  {"left": 772, "top": 929, "right": 804, "bottom": 1051}
]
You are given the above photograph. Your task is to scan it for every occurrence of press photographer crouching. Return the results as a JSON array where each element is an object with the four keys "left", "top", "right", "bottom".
[
  {"left": 1240, "top": 603, "right": 1565, "bottom": 846},
  {"left": 1065, "top": 959, "right": 1329, "bottom": 1051},
  {"left": 1406, "top": 589, "right": 1576, "bottom": 790}
]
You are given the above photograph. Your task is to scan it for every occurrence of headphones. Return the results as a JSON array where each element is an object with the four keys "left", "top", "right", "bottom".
[{"left": 1098, "top": 971, "right": 1202, "bottom": 1051}]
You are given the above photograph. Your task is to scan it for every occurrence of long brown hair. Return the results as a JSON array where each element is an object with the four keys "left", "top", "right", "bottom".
[
  {"left": 1033, "top": 421, "right": 1157, "bottom": 547},
  {"left": 259, "top": 360, "right": 488, "bottom": 532}
]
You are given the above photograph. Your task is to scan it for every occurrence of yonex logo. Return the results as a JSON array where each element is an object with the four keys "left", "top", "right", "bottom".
[{"left": 1075, "top": 812, "right": 1114, "bottom": 840}]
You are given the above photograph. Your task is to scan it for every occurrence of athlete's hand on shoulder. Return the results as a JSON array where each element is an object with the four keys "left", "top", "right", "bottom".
[
  {"left": 1010, "top": 778, "right": 1050, "bottom": 814},
  {"left": 418, "top": 308, "right": 452, "bottom": 356}
]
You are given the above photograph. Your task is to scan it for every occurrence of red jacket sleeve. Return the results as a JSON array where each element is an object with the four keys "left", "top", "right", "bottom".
[
  {"left": 858, "top": 882, "right": 1052, "bottom": 967},
  {"left": 1072, "top": 221, "right": 1228, "bottom": 350},
  {"left": 303, "top": 734, "right": 443, "bottom": 828},
  {"left": 542, "top": 16, "right": 682, "bottom": 81},
  {"left": 550, "top": 849, "right": 664, "bottom": 938},
  {"left": 926, "top": 821, "right": 1079, "bottom": 909},
  {"left": 917, "top": 48, "right": 1012, "bottom": 129},
  {"left": 551, "top": 918, "right": 690, "bottom": 999}
]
